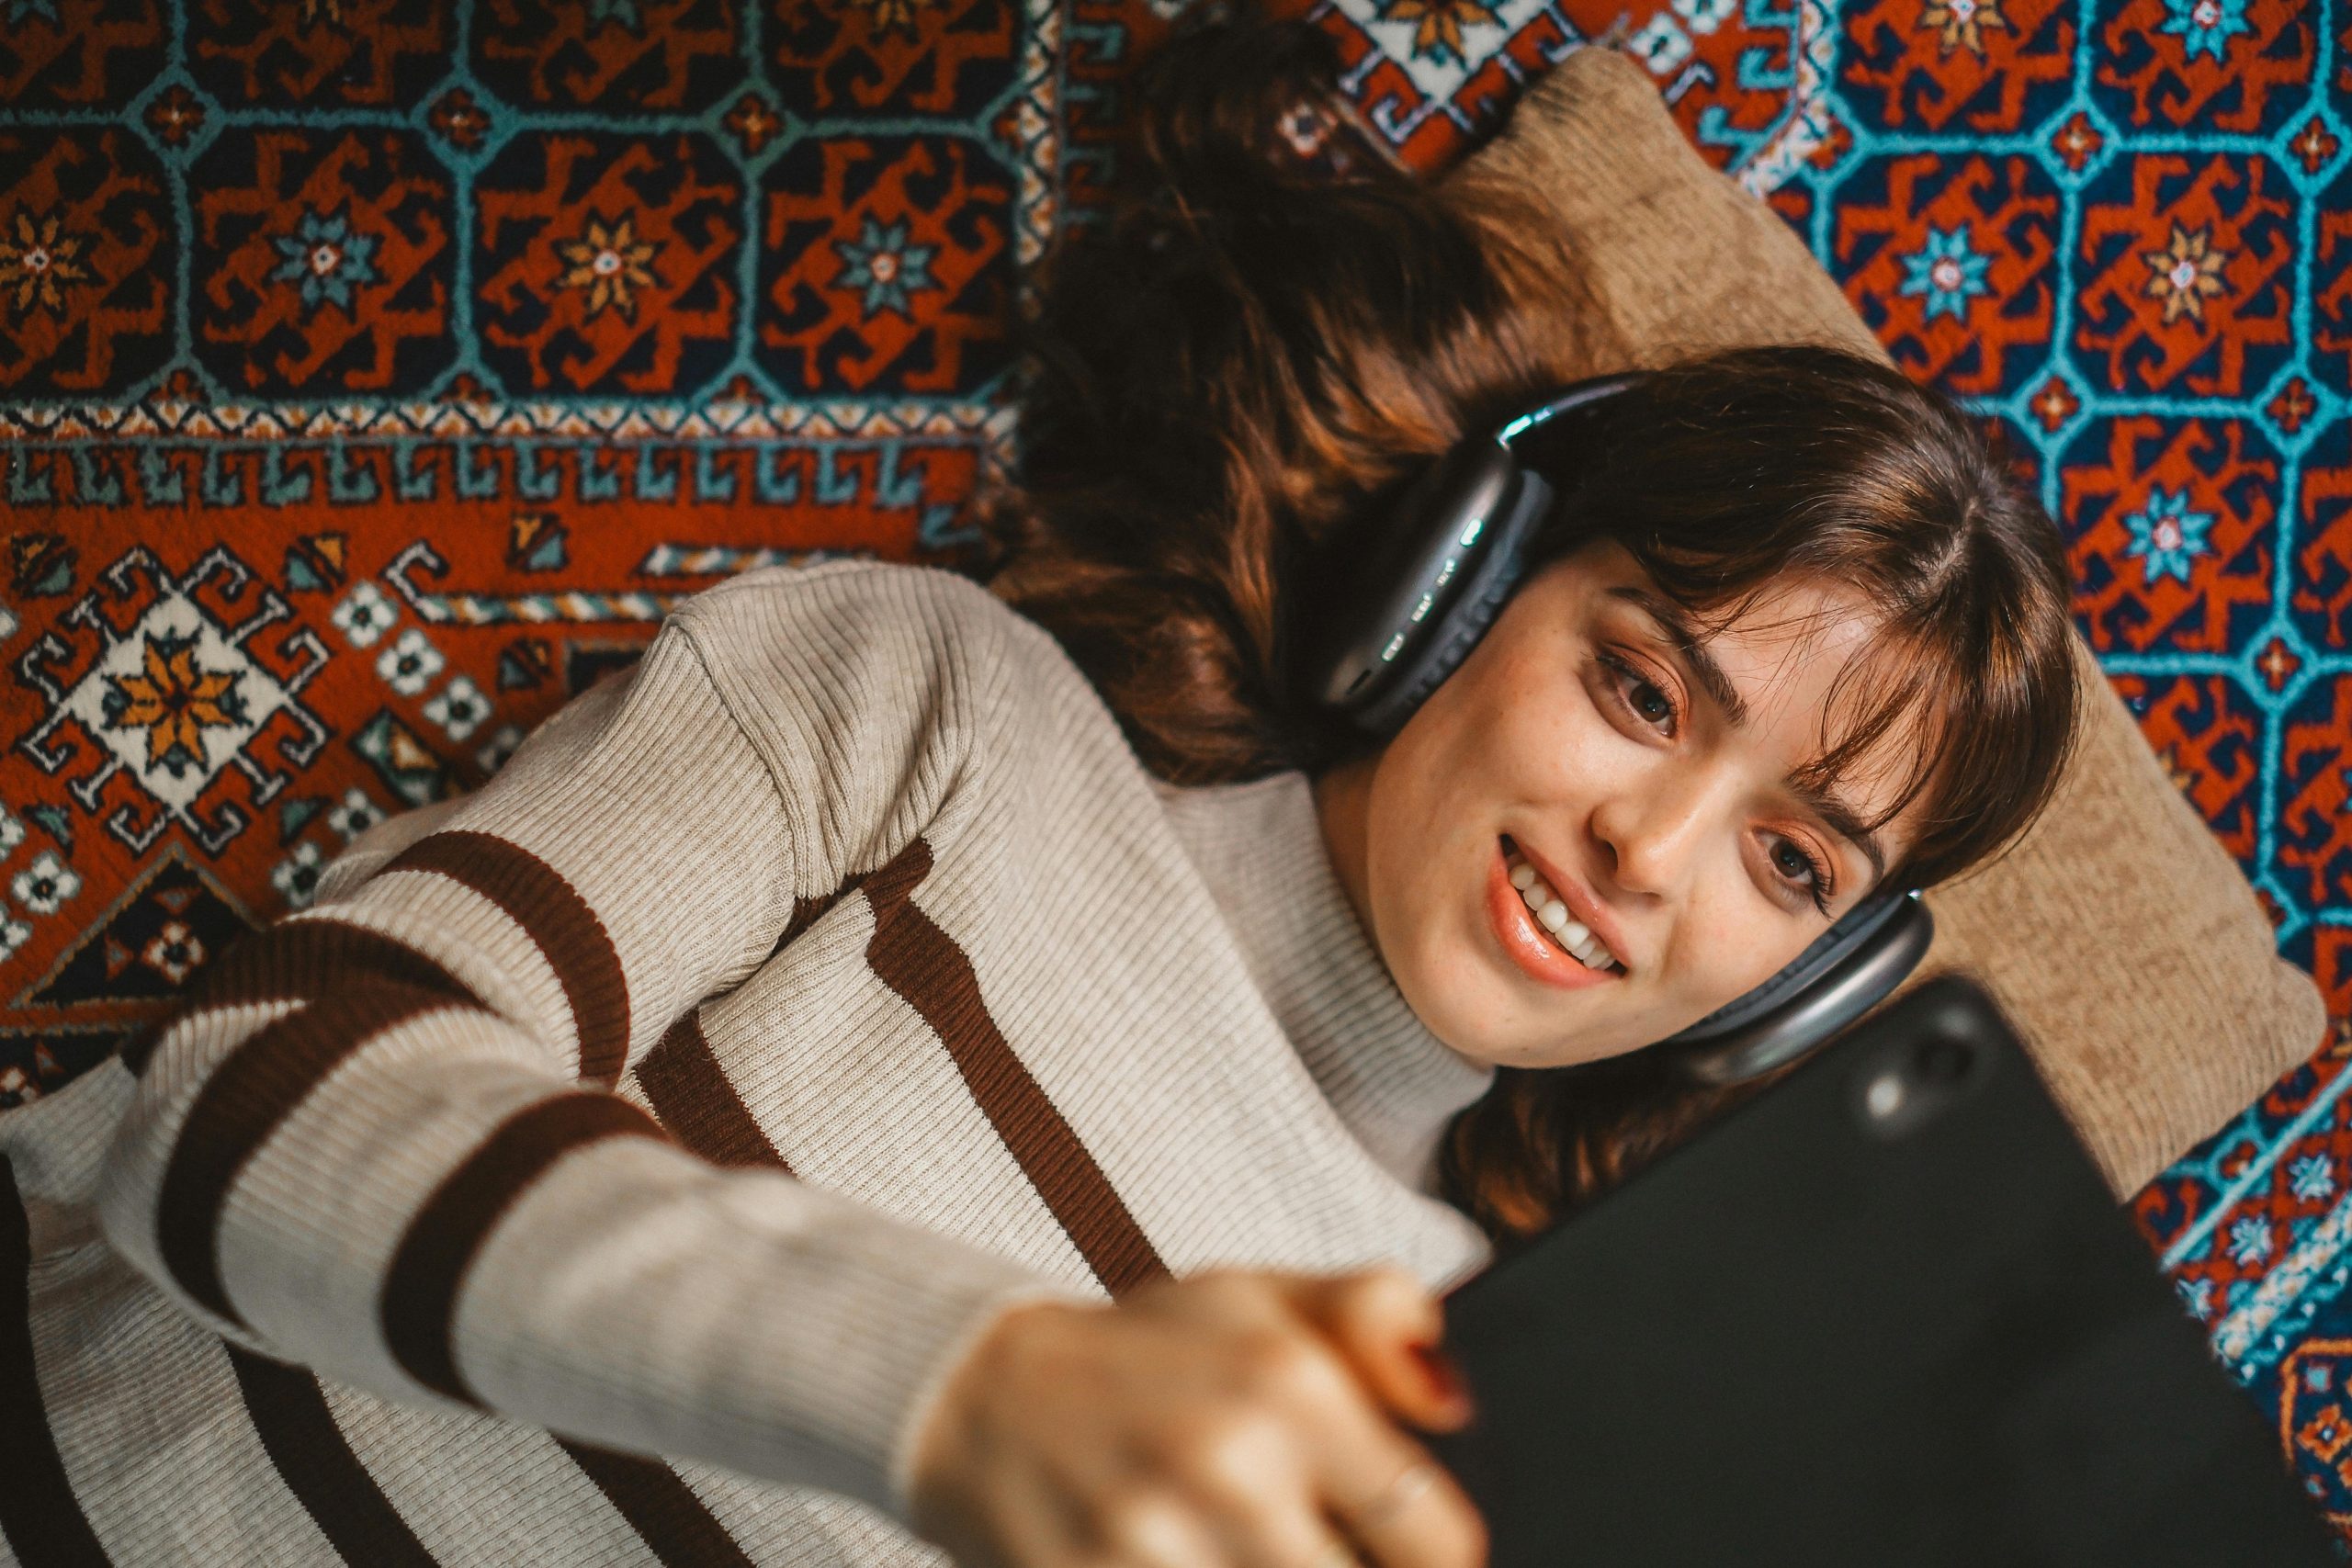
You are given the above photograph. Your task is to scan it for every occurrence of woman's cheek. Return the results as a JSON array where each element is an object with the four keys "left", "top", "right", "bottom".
[{"left": 1679, "top": 897, "right": 1783, "bottom": 1017}]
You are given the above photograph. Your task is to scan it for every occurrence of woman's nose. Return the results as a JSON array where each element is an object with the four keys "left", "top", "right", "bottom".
[{"left": 1589, "top": 773, "right": 1717, "bottom": 899}]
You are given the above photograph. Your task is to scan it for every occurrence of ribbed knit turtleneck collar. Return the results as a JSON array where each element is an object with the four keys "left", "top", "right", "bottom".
[{"left": 1151, "top": 771, "right": 1498, "bottom": 1193}]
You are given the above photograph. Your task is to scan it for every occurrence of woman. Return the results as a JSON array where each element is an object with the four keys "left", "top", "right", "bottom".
[{"left": 0, "top": 16, "right": 2077, "bottom": 1568}]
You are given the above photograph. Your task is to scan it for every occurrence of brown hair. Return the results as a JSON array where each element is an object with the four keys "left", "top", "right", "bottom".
[{"left": 977, "top": 12, "right": 2081, "bottom": 1244}]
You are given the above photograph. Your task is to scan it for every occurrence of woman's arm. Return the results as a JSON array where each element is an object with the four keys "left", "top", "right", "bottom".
[
  {"left": 94, "top": 557, "right": 1490, "bottom": 1568},
  {"left": 94, "top": 561, "right": 1085, "bottom": 1517}
]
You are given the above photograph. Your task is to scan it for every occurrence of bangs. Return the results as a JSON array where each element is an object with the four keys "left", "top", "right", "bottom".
[
  {"left": 1786, "top": 629, "right": 1958, "bottom": 886},
  {"left": 1664, "top": 570, "right": 2074, "bottom": 895}
]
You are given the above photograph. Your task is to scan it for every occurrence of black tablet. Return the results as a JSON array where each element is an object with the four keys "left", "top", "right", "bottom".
[{"left": 1430, "top": 976, "right": 2337, "bottom": 1565}]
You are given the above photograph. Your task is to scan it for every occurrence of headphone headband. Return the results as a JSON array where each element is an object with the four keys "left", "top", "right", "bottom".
[{"left": 1491, "top": 371, "right": 1645, "bottom": 449}]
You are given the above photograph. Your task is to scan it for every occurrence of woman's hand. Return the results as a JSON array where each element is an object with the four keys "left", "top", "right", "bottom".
[{"left": 906, "top": 1267, "right": 1485, "bottom": 1568}]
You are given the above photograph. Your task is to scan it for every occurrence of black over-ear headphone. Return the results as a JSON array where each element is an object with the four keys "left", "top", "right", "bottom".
[{"left": 1302, "top": 373, "right": 1934, "bottom": 1087}]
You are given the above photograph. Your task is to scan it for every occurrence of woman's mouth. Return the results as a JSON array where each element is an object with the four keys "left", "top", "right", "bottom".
[{"left": 1486, "top": 836, "right": 1623, "bottom": 989}]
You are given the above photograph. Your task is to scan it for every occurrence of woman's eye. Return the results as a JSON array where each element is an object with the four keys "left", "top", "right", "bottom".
[
  {"left": 1770, "top": 837, "right": 1836, "bottom": 913},
  {"left": 1601, "top": 654, "right": 1678, "bottom": 734}
]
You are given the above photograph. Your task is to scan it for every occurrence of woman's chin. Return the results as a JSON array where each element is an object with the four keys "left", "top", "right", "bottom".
[
  {"left": 1394, "top": 947, "right": 1600, "bottom": 1070},
  {"left": 1406, "top": 947, "right": 1699, "bottom": 1072}
]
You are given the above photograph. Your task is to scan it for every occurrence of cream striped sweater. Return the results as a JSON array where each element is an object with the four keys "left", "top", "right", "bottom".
[{"left": 0, "top": 559, "right": 1498, "bottom": 1568}]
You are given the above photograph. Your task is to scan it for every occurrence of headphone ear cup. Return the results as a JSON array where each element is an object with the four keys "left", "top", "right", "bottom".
[
  {"left": 1350, "top": 468, "right": 1556, "bottom": 737},
  {"left": 1661, "top": 892, "right": 1936, "bottom": 1087},
  {"left": 1352, "top": 543, "right": 1518, "bottom": 737},
  {"left": 1308, "top": 441, "right": 1514, "bottom": 714}
]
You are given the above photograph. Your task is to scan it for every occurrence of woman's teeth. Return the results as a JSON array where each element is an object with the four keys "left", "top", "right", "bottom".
[{"left": 1506, "top": 852, "right": 1622, "bottom": 972}]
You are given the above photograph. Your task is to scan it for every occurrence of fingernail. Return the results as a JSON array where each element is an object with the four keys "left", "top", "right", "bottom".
[{"left": 1409, "top": 1340, "right": 1474, "bottom": 1419}]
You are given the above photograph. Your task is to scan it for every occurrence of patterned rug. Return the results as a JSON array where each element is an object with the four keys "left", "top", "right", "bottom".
[{"left": 3, "top": 0, "right": 2349, "bottom": 1540}]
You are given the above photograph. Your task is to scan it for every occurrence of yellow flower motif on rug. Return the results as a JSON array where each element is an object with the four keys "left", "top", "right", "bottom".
[
  {"left": 1919, "top": 0, "right": 2009, "bottom": 56},
  {"left": 106, "top": 638, "right": 245, "bottom": 778},
  {"left": 2141, "top": 222, "right": 2229, "bottom": 324},
  {"left": 1380, "top": 0, "right": 1499, "bottom": 68},
  {"left": 0, "top": 210, "right": 89, "bottom": 317},
  {"left": 858, "top": 0, "right": 933, "bottom": 33},
  {"left": 557, "top": 216, "right": 660, "bottom": 320}
]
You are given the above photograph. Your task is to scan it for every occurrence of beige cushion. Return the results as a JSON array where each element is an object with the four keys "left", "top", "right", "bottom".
[{"left": 1446, "top": 45, "right": 2326, "bottom": 1198}]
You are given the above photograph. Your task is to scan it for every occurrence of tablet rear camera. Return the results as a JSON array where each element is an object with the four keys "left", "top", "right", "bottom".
[
  {"left": 1854, "top": 1032, "right": 1982, "bottom": 1138},
  {"left": 1914, "top": 1036, "right": 1975, "bottom": 1085}
]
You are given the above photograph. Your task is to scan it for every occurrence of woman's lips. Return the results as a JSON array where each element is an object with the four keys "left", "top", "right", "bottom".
[{"left": 1486, "top": 837, "right": 1619, "bottom": 990}]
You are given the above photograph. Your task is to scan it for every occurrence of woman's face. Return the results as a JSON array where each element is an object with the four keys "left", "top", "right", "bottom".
[{"left": 1315, "top": 537, "right": 1926, "bottom": 1071}]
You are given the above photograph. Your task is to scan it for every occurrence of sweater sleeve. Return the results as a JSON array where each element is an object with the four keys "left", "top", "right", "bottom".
[{"left": 91, "top": 560, "right": 1089, "bottom": 1517}]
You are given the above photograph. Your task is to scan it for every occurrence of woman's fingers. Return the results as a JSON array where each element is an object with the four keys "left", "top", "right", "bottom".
[
  {"left": 1283, "top": 1268, "right": 1474, "bottom": 1433},
  {"left": 1085, "top": 1484, "right": 1232, "bottom": 1568},
  {"left": 1169, "top": 1400, "right": 1349, "bottom": 1568},
  {"left": 904, "top": 1272, "right": 1487, "bottom": 1568},
  {"left": 1315, "top": 1421, "right": 1486, "bottom": 1568},
  {"left": 1148, "top": 1286, "right": 1481, "bottom": 1568},
  {"left": 1229, "top": 1289, "right": 1484, "bottom": 1568},
  {"left": 1192, "top": 1476, "right": 1352, "bottom": 1568},
  {"left": 1274, "top": 1526, "right": 1355, "bottom": 1568}
]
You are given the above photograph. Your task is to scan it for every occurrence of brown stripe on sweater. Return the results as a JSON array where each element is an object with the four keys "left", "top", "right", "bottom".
[
  {"left": 0, "top": 1156, "right": 116, "bottom": 1567},
  {"left": 381, "top": 1092, "right": 667, "bottom": 1404},
  {"left": 384, "top": 831, "right": 632, "bottom": 1085},
  {"left": 221, "top": 1342, "right": 442, "bottom": 1568},
  {"left": 121, "top": 919, "right": 474, "bottom": 1077},
  {"left": 863, "top": 838, "right": 1170, "bottom": 1296},
  {"left": 636, "top": 1011, "right": 794, "bottom": 1174},
  {"left": 157, "top": 976, "right": 479, "bottom": 1328},
  {"left": 558, "top": 1440, "right": 758, "bottom": 1568}
]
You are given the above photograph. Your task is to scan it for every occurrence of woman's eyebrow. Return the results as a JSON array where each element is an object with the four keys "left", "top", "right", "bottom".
[
  {"left": 1605, "top": 586, "right": 1747, "bottom": 727},
  {"left": 1790, "top": 779, "right": 1888, "bottom": 882},
  {"left": 1606, "top": 585, "right": 1886, "bottom": 881}
]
